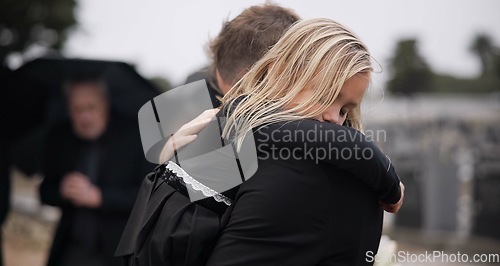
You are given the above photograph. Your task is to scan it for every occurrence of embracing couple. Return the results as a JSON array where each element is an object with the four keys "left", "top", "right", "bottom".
[{"left": 117, "top": 3, "right": 404, "bottom": 266}]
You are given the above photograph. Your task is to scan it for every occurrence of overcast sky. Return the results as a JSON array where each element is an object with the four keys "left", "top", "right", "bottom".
[{"left": 63, "top": 0, "right": 500, "bottom": 87}]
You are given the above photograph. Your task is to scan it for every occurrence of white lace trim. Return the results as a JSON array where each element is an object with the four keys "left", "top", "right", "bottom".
[{"left": 166, "top": 161, "right": 232, "bottom": 206}]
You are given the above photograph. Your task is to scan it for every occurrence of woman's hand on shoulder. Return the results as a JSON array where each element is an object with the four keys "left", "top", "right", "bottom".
[{"left": 158, "top": 108, "right": 219, "bottom": 163}]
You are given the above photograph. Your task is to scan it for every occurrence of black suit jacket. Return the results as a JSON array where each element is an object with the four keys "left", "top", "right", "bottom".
[
  {"left": 39, "top": 116, "right": 154, "bottom": 266},
  {"left": 207, "top": 119, "right": 401, "bottom": 266}
]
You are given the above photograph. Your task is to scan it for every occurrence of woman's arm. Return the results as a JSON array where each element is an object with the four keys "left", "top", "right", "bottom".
[{"left": 256, "top": 119, "right": 402, "bottom": 207}]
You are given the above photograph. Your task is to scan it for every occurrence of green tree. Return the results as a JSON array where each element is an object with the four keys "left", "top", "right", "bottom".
[
  {"left": 386, "top": 39, "right": 433, "bottom": 95},
  {"left": 0, "top": 0, "right": 77, "bottom": 66},
  {"left": 470, "top": 33, "right": 495, "bottom": 76},
  {"left": 470, "top": 33, "right": 500, "bottom": 92}
]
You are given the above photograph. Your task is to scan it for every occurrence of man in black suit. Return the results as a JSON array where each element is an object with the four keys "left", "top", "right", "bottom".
[{"left": 40, "top": 79, "right": 152, "bottom": 266}]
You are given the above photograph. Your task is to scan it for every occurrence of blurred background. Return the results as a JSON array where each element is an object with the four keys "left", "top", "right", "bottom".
[{"left": 1, "top": 0, "right": 499, "bottom": 265}]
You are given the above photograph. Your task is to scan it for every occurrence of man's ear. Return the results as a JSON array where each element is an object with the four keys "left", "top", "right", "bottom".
[{"left": 215, "top": 69, "right": 232, "bottom": 95}]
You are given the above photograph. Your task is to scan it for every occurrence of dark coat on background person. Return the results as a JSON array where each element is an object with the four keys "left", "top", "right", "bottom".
[{"left": 39, "top": 115, "right": 154, "bottom": 266}]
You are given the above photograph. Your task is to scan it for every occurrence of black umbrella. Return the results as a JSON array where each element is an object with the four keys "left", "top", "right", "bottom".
[{"left": 0, "top": 57, "right": 161, "bottom": 175}]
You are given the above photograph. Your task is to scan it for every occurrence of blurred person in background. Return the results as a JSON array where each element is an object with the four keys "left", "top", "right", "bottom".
[{"left": 39, "top": 78, "right": 152, "bottom": 266}]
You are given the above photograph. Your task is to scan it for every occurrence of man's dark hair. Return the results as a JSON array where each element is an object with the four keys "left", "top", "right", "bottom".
[{"left": 208, "top": 3, "right": 300, "bottom": 86}]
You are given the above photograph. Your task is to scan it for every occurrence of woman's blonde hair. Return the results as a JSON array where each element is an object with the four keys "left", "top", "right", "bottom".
[{"left": 222, "top": 18, "right": 372, "bottom": 147}]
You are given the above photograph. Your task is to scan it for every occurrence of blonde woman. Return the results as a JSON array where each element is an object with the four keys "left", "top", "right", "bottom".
[{"left": 206, "top": 18, "right": 404, "bottom": 265}]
